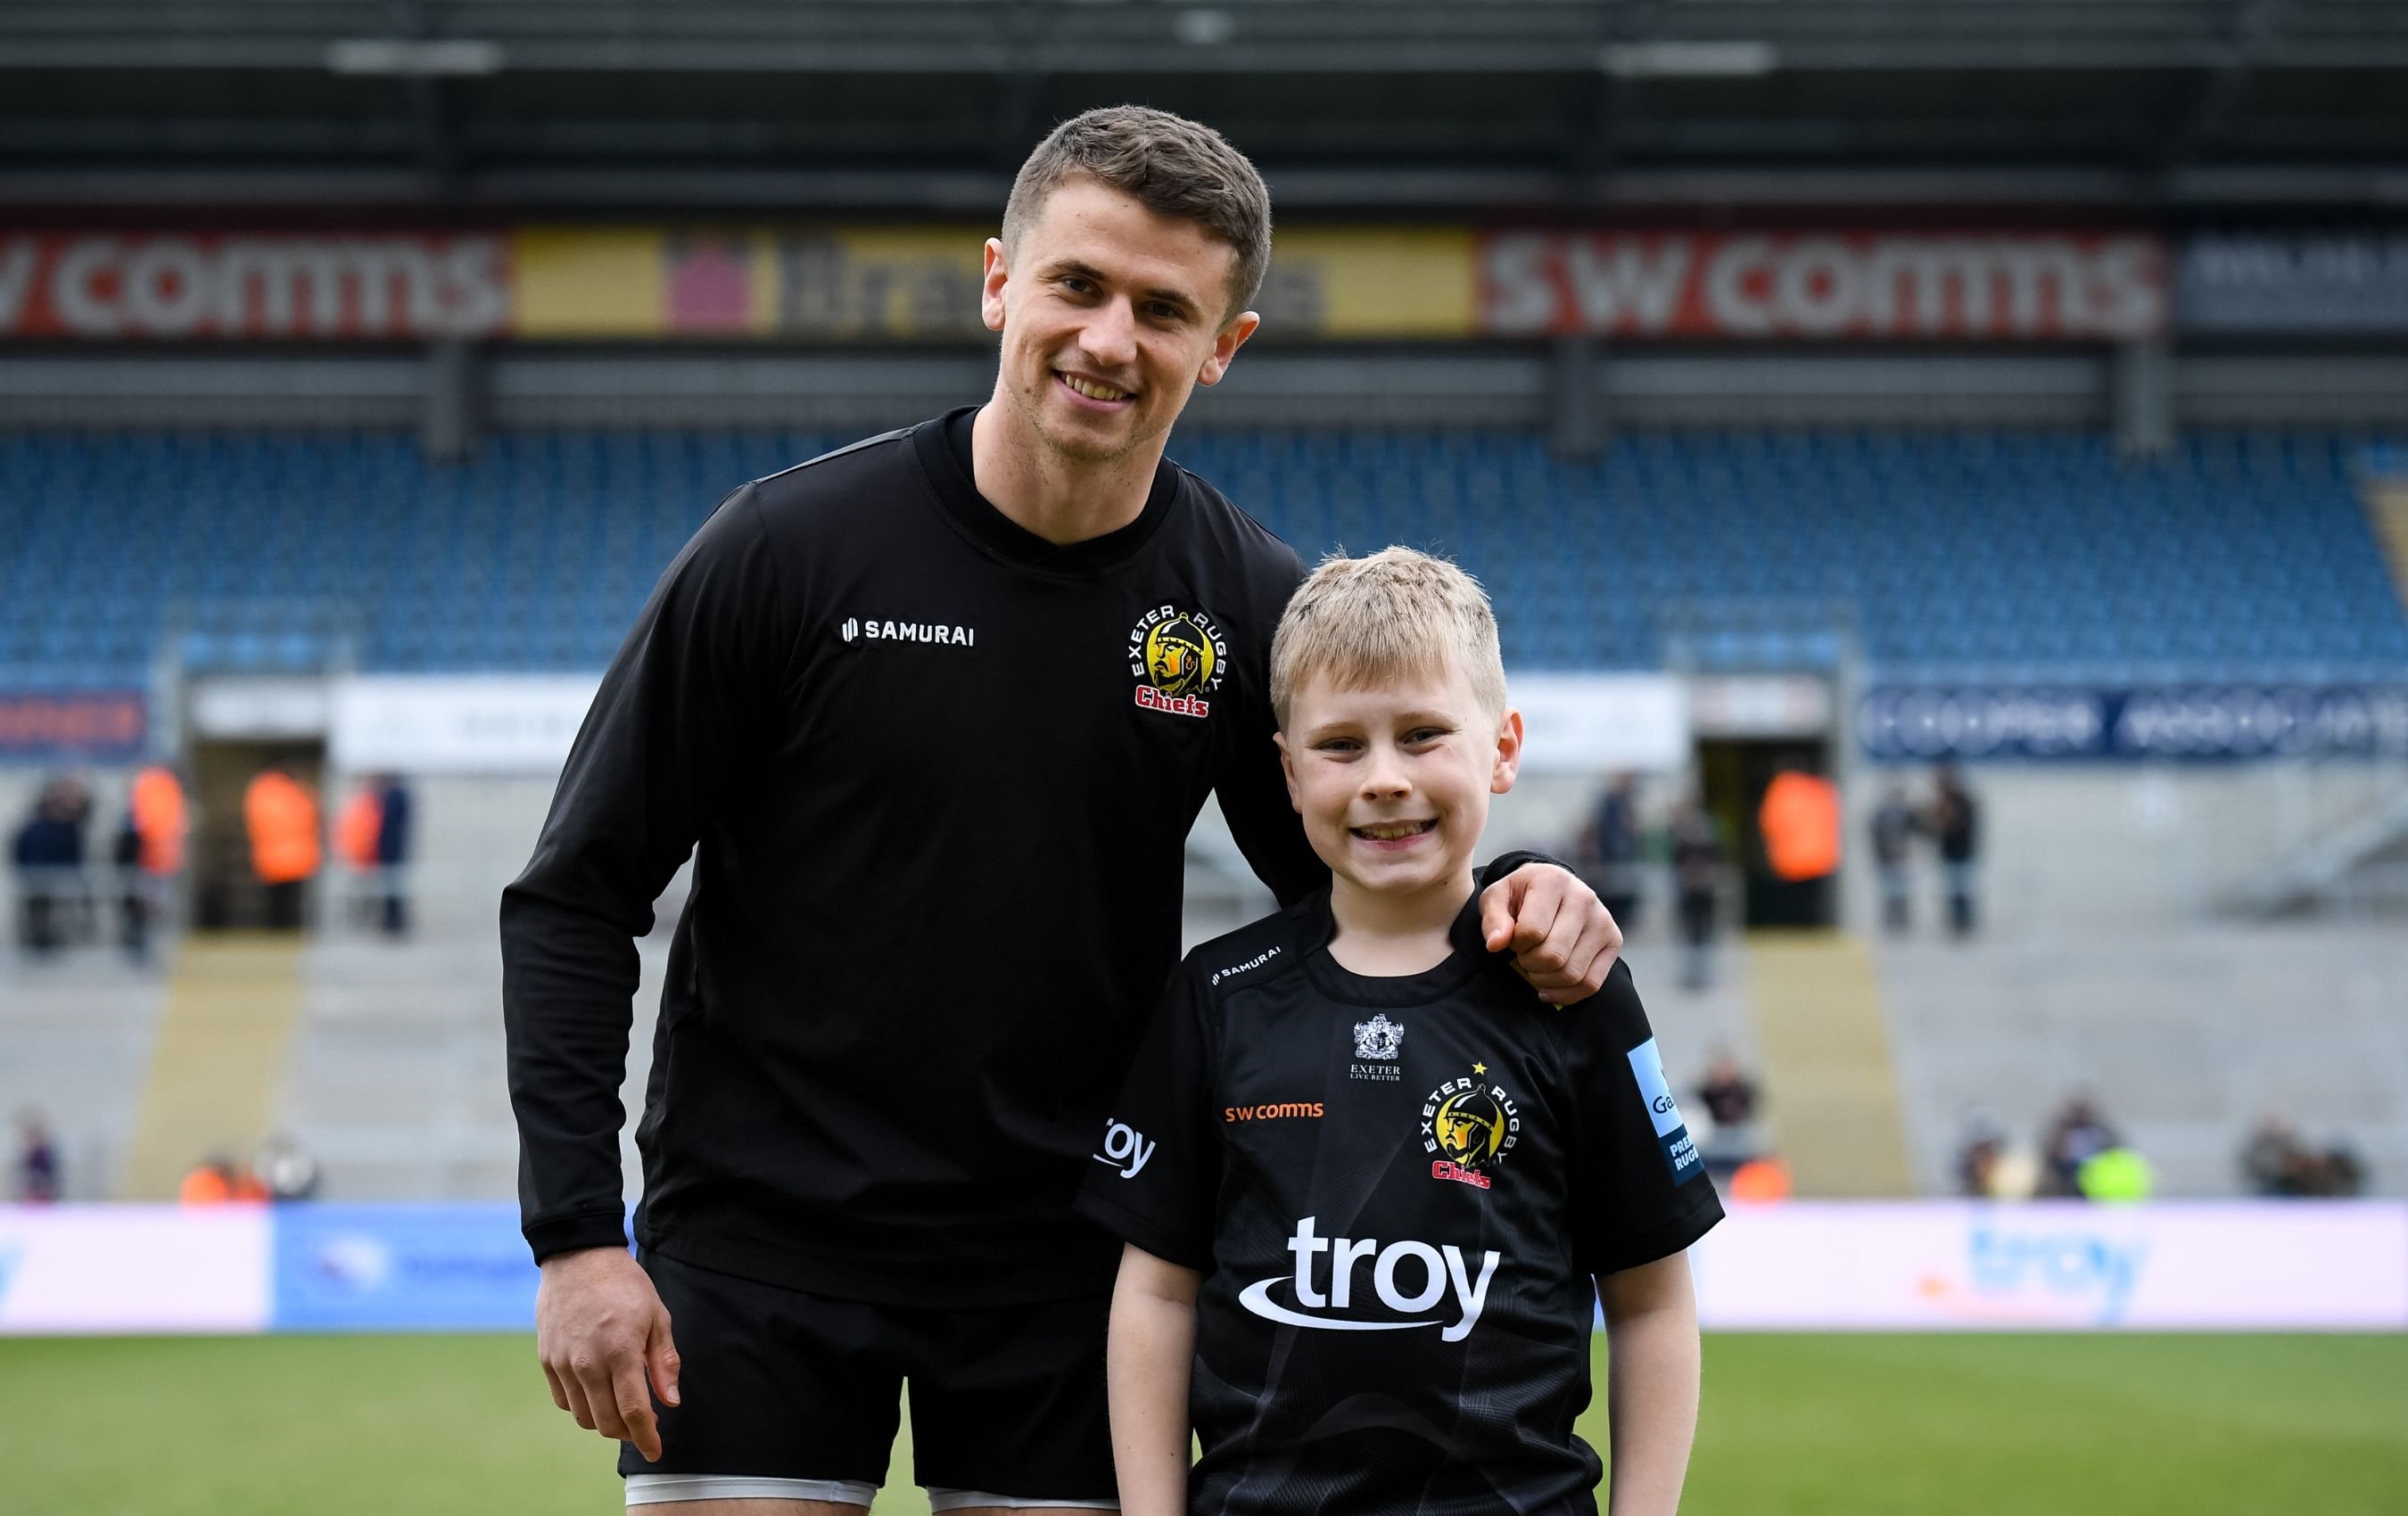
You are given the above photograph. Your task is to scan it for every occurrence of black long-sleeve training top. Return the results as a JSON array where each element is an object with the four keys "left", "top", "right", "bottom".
[{"left": 502, "top": 408, "right": 1333, "bottom": 1306}]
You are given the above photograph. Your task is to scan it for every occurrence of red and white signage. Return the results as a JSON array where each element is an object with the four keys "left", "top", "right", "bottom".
[
  {"left": 1481, "top": 232, "right": 2168, "bottom": 341},
  {"left": 0, "top": 233, "right": 512, "bottom": 340}
]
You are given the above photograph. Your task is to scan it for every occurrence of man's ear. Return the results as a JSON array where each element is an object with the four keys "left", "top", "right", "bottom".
[
  {"left": 980, "top": 237, "right": 1010, "bottom": 334},
  {"left": 1196, "top": 309, "right": 1261, "bottom": 388},
  {"left": 1274, "top": 729, "right": 1303, "bottom": 813},
  {"left": 1490, "top": 708, "right": 1525, "bottom": 796}
]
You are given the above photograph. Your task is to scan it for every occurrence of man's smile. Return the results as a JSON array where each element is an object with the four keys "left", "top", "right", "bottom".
[{"left": 1058, "top": 371, "right": 1137, "bottom": 406}]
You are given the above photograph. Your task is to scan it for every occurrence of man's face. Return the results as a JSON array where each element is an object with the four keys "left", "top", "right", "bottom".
[
  {"left": 1276, "top": 660, "right": 1522, "bottom": 903},
  {"left": 983, "top": 178, "right": 1259, "bottom": 465}
]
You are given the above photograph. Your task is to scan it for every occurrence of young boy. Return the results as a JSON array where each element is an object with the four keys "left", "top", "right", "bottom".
[{"left": 1076, "top": 548, "right": 1721, "bottom": 1516}]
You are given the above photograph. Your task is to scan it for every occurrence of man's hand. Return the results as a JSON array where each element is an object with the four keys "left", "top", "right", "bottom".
[
  {"left": 1480, "top": 864, "right": 1621, "bottom": 1005},
  {"left": 536, "top": 1246, "right": 681, "bottom": 1462}
]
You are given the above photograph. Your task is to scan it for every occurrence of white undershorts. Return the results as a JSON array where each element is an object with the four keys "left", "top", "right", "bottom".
[{"left": 623, "top": 1473, "right": 1118, "bottom": 1510}]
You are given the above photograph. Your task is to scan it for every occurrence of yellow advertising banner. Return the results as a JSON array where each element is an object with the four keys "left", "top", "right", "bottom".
[{"left": 509, "top": 226, "right": 1473, "bottom": 341}]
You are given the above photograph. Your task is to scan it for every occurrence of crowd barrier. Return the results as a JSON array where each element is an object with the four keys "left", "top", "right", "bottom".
[{"left": 1, "top": 1201, "right": 2402, "bottom": 1335}]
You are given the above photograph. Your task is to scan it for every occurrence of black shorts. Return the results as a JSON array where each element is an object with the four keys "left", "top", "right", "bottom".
[{"left": 620, "top": 1248, "right": 1117, "bottom": 1506}]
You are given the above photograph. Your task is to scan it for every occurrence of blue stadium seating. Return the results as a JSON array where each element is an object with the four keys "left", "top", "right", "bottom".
[{"left": 3, "top": 428, "right": 2404, "bottom": 686}]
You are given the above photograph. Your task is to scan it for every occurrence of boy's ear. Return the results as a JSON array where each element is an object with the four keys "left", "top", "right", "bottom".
[
  {"left": 1274, "top": 730, "right": 1303, "bottom": 812},
  {"left": 1490, "top": 708, "right": 1524, "bottom": 796}
]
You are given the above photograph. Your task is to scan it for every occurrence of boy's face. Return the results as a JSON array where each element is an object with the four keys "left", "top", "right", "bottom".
[
  {"left": 1276, "top": 658, "right": 1523, "bottom": 904},
  {"left": 982, "top": 178, "right": 1259, "bottom": 466}
]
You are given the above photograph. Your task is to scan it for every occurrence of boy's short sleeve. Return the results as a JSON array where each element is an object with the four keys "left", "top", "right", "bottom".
[
  {"left": 1075, "top": 968, "right": 1222, "bottom": 1273},
  {"left": 1561, "top": 960, "right": 1724, "bottom": 1276}
]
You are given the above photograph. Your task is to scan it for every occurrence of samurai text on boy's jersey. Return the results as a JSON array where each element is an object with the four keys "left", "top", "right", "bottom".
[{"left": 1077, "top": 892, "right": 1723, "bottom": 1516}]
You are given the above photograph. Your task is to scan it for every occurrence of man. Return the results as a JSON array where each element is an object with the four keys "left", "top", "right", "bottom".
[
  {"left": 1868, "top": 780, "right": 1918, "bottom": 935},
  {"left": 504, "top": 107, "right": 1624, "bottom": 1515},
  {"left": 243, "top": 759, "right": 318, "bottom": 931},
  {"left": 1931, "top": 763, "right": 1980, "bottom": 936}
]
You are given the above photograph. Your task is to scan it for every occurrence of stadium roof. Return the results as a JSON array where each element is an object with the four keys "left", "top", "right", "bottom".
[{"left": 3, "top": 0, "right": 2405, "bottom": 212}]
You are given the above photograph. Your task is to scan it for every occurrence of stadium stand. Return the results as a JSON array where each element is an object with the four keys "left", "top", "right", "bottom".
[{"left": 6, "top": 427, "right": 2405, "bottom": 687}]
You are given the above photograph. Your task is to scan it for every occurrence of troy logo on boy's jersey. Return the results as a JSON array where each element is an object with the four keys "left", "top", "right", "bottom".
[{"left": 1237, "top": 1215, "right": 1502, "bottom": 1343}]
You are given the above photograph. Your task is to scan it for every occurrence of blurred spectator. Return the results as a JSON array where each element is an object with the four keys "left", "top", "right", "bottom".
[
  {"left": 178, "top": 1158, "right": 235, "bottom": 1206},
  {"left": 1955, "top": 1114, "right": 2004, "bottom": 1198},
  {"left": 111, "top": 806, "right": 146, "bottom": 960},
  {"left": 130, "top": 764, "right": 187, "bottom": 877},
  {"left": 374, "top": 773, "right": 414, "bottom": 937},
  {"left": 1870, "top": 781, "right": 1919, "bottom": 935},
  {"left": 1758, "top": 768, "right": 1840, "bottom": 883},
  {"left": 1586, "top": 771, "right": 1643, "bottom": 933},
  {"left": 1726, "top": 1158, "right": 1791, "bottom": 1202},
  {"left": 1695, "top": 1046, "right": 1763, "bottom": 1174},
  {"left": 2041, "top": 1095, "right": 2119, "bottom": 1198},
  {"left": 335, "top": 779, "right": 383, "bottom": 931},
  {"left": 121, "top": 764, "right": 187, "bottom": 963},
  {"left": 179, "top": 1155, "right": 269, "bottom": 1206},
  {"left": 15, "top": 1109, "right": 60, "bottom": 1202},
  {"left": 2076, "top": 1144, "right": 2154, "bottom": 1204},
  {"left": 2242, "top": 1109, "right": 2367, "bottom": 1197},
  {"left": 12, "top": 777, "right": 87, "bottom": 955},
  {"left": 335, "top": 780, "right": 383, "bottom": 874},
  {"left": 255, "top": 1133, "right": 321, "bottom": 1201},
  {"left": 1669, "top": 799, "right": 1724, "bottom": 990},
  {"left": 243, "top": 760, "right": 320, "bottom": 930},
  {"left": 1930, "top": 764, "right": 1980, "bottom": 937}
]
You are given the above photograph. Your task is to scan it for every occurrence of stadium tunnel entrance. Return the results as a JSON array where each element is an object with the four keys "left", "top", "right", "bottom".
[
  {"left": 189, "top": 738, "right": 327, "bottom": 932},
  {"left": 1695, "top": 736, "right": 1839, "bottom": 929}
]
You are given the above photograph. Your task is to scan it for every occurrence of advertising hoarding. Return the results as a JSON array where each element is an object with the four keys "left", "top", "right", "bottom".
[
  {"left": 4, "top": 1202, "right": 2401, "bottom": 1334},
  {"left": 1479, "top": 232, "right": 2169, "bottom": 341},
  {"left": 0, "top": 234, "right": 511, "bottom": 341},
  {"left": 2178, "top": 233, "right": 2408, "bottom": 334},
  {"left": 0, "top": 690, "right": 147, "bottom": 763},
  {"left": 1690, "top": 1202, "right": 2408, "bottom": 1331},
  {"left": 329, "top": 674, "right": 602, "bottom": 775},
  {"left": 0, "top": 1206, "right": 269, "bottom": 1334},
  {"left": 270, "top": 1204, "right": 541, "bottom": 1332},
  {"left": 1858, "top": 684, "right": 2408, "bottom": 762},
  {"left": 7, "top": 226, "right": 2252, "bottom": 343},
  {"left": 512, "top": 225, "right": 1473, "bottom": 341}
]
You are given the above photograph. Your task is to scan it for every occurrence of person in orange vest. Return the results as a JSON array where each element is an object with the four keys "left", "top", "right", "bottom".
[
  {"left": 1758, "top": 768, "right": 1842, "bottom": 884},
  {"left": 243, "top": 760, "right": 320, "bottom": 930},
  {"left": 177, "top": 1158, "right": 234, "bottom": 1206},
  {"left": 334, "top": 779, "right": 383, "bottom": 931},
  {"left": 335, "top": 780, "right": 383, "bottom": 874},
  {"left": 129, "top": 765, "right": 187, "bottom": 877},
  {"left": 116, "top": 764, "right": 187, "bottom": 963},
  {"left": 179, "top": 1156, "right": 270, "bottom": 1205}
]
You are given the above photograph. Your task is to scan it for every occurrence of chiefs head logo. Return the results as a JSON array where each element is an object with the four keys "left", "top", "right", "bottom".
[
  {"left": 1423, "top": 1069, "right": 1521, "bottom": 1190},
  {"left": 1128, "top": 604, "right": 1228, "bottom": 719},
  {"left": 1145, "top": 618, "right": 1216, "bottom": 695},
  {"left": 1435, "top": 1089, "right": 1507, "bottom": 1167}
]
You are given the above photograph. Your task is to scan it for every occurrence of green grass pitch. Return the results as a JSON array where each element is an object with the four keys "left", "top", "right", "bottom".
[{"left": 4, "top": 1332, "right": 2403, "bottom": 1514}]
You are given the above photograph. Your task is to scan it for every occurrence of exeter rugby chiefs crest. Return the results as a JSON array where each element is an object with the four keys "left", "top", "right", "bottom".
[
  {"left": 1128, "top": 604, "right": 1227, "bottom": 719},
  {"left": 1422, "top": 1065, "right": 1521, "bottom": 1190}
]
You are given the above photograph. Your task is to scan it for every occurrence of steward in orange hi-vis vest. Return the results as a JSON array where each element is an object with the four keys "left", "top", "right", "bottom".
[
  {"left": 129, "top": 764, "right": 187, "bottom": 876},
  {"left": 1759, "top": 770, "right": 1842, "bottom": 883},
  {"left": 336, "top": 785, "right": 384, "bottom": 871},
  {"left": 243, "top": 769, "right": 321, "bottom": 885}
]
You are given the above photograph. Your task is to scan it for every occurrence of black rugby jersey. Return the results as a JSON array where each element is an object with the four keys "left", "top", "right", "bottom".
[
  {"left": 502, "top": 408, "right": 1331, "bottom": 1305},
  {"left": 1077, "top": 892, "right": 1721, "bottom": 1516}
]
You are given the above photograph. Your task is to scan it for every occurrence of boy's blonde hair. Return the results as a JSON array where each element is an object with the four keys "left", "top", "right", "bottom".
[{"left": 1269, "top": 547, "right": 1508, "bottom": 730}]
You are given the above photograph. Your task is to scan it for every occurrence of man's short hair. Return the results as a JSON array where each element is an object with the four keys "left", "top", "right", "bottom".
[
  {"left": 1001, "top": 104, "right": 1272, "bottom": 321},
  {"left": 1270, "top": 547, "right": 1508, "bottom": 730}
]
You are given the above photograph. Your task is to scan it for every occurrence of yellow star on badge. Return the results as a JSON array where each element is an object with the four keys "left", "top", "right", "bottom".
[{"left": 1472, "top": 1061, "right": 1488, "bottom": 1075}]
